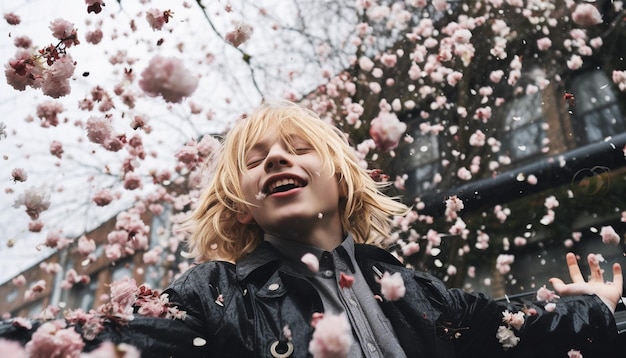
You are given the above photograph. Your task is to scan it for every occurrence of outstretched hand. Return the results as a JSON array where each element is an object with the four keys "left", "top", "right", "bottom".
[{"left": 549, "top": 253, "right": 623, "bottom": 313}]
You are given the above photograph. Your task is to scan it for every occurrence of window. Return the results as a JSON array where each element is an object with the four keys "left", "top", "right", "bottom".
[
  {"left": 498, "top": 91, "right": 547, "bottom": 163},
  {"left": 570, "top": 70, "right": 625, "bottom": 144}
]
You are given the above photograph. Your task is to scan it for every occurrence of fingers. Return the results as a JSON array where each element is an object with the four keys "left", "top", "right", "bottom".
[
  {"left": 612, "top": 263, "right": 623, "bottom": 293},
  {"left": 566, "top": 252, "right": 585, "bottom": 283},
  {"left": 587, "top": 253, "right": 604, "bottom": 283}
]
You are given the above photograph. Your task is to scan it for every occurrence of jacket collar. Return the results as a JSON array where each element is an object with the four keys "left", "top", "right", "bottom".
[{"left": 236, "top": 239, "right": 407, "bottom": 282}]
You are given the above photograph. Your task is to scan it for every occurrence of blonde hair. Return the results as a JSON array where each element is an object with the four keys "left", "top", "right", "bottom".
[{"left": 182, "top": 99, "right": 409, "bottom": 263}]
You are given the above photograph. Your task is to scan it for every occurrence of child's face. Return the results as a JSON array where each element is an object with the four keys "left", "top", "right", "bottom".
[{"left": 238, "top": 129, "right": 342, "bottom": 238}]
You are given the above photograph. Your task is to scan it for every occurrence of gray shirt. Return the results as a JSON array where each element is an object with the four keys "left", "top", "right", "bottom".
[{"left": 265, "top": 233, "right": 407, "bottom": 358}]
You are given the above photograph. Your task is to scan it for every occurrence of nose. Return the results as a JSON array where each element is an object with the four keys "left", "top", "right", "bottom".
[{"left": 264, "top": 144, "right": 292, "bottom": 171}]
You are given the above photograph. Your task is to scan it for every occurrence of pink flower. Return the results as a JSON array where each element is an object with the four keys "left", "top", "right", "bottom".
[
  {"left": 48, "top": 18, "right": 79, "bottom": 48},
  {"left": 78, "top": 235, "right": 96, "bottom": 256},
  {"left": 25, "top": 320, "right": 84, "bottom": 358},
  {"left": 142, "top": 247, "right": 162, "bottom": 265},
  {"left": 225, "top": 22, "right": 253, "bottom": 47},
  {"left": 12, "top": 275, "right": 26, "bottom": 286},
  {"left": 36, "top": 100, "right": 64, "bottom": 127},
  {"left": 567, "top": 349, "right": 583, "bottom": 358},
  {"left": 123, "top": 173, "right": 142, "bottom": 190},
  {"left": 369, "top": 110, "right": 407, "bottom": 152},
  {"left": 380, "top": 53, "right": 397, "bottom": 67},
  {"left": 0, "top": 339, "right": 27, "bottom": 357},
  {"left": 358, "top": 56, "right": 375, "bottom": 72},
  {"left": 4, "top": 12, "right": 21, "bottom": 25},
  {"left": 93, "top": 188, "right": 114, "bottom": 206},
  {"left": 613, "top": 70, "right": 626, "bottom": 91},
  {"left": 567, "top": 55, "right": 583, "bottom": 70},
  {"left": 109, "top": 277, "right": 138, "bottom": 317},
  {"left": 339, "top": 272, "right": 355, "bottom": 289},
  {"left": 146, "top": 9, "right": 173, "bottom": 31},
  {"left": 24, "top": 280, "right": 47, "bottom": 301},
  {"left": 41, "top": 55, "right": 75, "bottom": 98},
  {"left": 308, "top": 313, "right": 353, "bottom": 358},
  {"left": 86, "top": 116, "right": 113, "bottom": 144},
  {"left": 401, "top": 241, "right": 420, "bottom": 256},
  {"left": 496, "top": 254, "right": 515, "bottom": 274},
  {"left": 85, "top": 29, "right": 103, "bottom": 45},
  {"left": 301, "top": 253, "right": 320, "bottom": 272},
  {"left": 49, "top": 140, "right": 64, "bottom": 158},
  {"left": 496, "top": 325, "right": 520, "bottom": 350},
  {"left": 432, "top": 0, "right": 448, "bottom": 11},
  {"left": 28, "top": 220, "right": 44, "bottom": 232},
  {"left": 81, "top": 341, "right": 141, "bottom": 358},
  {"left": 600, "top": 225, "right": 620, "bottom": 245},
  {"left": 11, "top": 168, "right": 28, "bottom": 182},
  {"left": 139, "top": 55, "right": 199, "bottom": 103},
  {"left": 572, "top": 3, "right": 602, "bottom": 27},
  {"left": 536, "top": 285, "right": 560, "bottom": 302},
  {"left": 5, "top": 49, "right": 45, "bottom": 91},
  {"left": 13, "top": 186, "right": 51, "bottom": 220},
  {"left": 502, "top": 310, "right": 524, "bottom": 330},
  {"left": 536, "top": 37, "right": 552, "bottom": 51},
  {"left": 44, "top": 231, "right": 72, "bottom": 249},
  {"left": 85, "top": 0, "right": 105, "bottom": 14},
  {"left": 379, "top": 271, "right": 405, "bottom": 301}
]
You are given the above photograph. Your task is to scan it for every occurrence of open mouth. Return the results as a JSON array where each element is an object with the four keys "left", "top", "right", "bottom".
[{"left": 266, "top": 178, "right": 306, "bottom": 195}]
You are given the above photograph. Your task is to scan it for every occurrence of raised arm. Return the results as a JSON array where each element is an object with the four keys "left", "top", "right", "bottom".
[{"left": 549, "top": 252, "right": 623, "bottom": 313}]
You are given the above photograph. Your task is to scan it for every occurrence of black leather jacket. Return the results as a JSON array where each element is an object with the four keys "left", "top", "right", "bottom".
[{"left": 1, "top": 242, "right": 619, "bottom": 357}]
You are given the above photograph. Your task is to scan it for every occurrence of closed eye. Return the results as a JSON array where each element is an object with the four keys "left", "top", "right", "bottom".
[{"left": 246, "top": 157, "right": 264, "bottom": 168}]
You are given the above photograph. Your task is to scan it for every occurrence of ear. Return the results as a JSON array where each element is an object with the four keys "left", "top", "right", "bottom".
[{"left": 237, "top": 211, "right": 255, "bottom": 224}]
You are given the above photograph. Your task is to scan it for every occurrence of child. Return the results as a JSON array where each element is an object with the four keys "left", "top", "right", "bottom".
[{"left": 1, "top": 99, "right": 623, "bottom": 357}]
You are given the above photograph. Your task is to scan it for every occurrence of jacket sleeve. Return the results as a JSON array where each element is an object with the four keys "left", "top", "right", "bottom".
[{"left": 438, "top": 282, "right": 618, "bottom": 358}]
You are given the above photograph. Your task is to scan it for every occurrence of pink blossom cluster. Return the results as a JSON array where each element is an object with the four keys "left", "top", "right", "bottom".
[
  {"left": 12, "top": 186, "right": 51, "bottom": 220},
  {"left": 146, "top": 9, "right": 173, "bottom": 31},
  {"left": 105, "top": 209, "right": 150, "bottom": 261},
  {"left": 368, "top": 106, "right": 407, "bottom": 152},
  {"left": 308, "top": 313, "right": 353, "bottom": 358},
  {"left": 378, "top": 271, "right": 406, "bottom": 301},
  {"left": 5, "top": 18, "right": 78, "bottom": 98},
  {"left": 139, "top": 55, "right": 199, "bottom": 103},
  {"left": 225, "top": 22, "right": 254, "bottom": 47}
]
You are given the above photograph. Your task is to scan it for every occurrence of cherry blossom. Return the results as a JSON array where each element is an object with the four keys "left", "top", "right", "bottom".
[
  {"left": 536, "top": 285, "right": 560, "bottom": 302},
  {"left": 3, "top": 12, "right": 21, "bottom": 25},
  {"left": 12, "top": 186, "right": 51, "bottom": 220},
  {"left": 600, "top": 225, "right": 621, "bottom": 245},
  {"left": 0, "top": 339, "right": 27, "bottom": 357},
  {"left": 225, "top": 22, "right": 254, "bottom": 47},
  {"left": 496, "top": 254, "right": 514, "bottom": 274},
  {"left": 81, "top": 341, "right": 141, "bottom": 358},
  {"left": 339, "top": 272, "right": 355, "bottom": 289},
  {"left": 77, "top": 235, "right": 96, "bottom": 256},
  {"left": 378, "top": 271, "right": 406, "bottom": 301},
  {"left": 613, "top": 70, "right": 626, "bottom": 91},
  {"left": 11, "top": 168, "right": 28, "bottom": 182},
  {"left": 496, "top": 325, "right": 520, "bottom": 350},
  {"left": 93, "top": 188, "right": 114, "bottom": 206},
  {"left": 502, "top": 310, "right": 525, "bottom": 330},
  {"left": 571, "top": 3, "right": 603, "bottom": 27},
  {"left": 567, "top": 349, "right": 583, "bottom": 358},
  {"left": 368, "top": 107, "right": 407, "bottom": 152},
  {"left": 301, "top": 253, "right": 320, "bottom": 272},
  {"left": 138, "top": 55, "right": 199, "bottom": 103},
  {"left": 85, "top": 0, "right": 105, "bottom": 14},
  {"left": 146, "top": 9, "right": 173, "bottom": 31},
  {"left": 25, "top": 320, "right": 84, "bottom": 358},
  {"left": 308, "top": 313, "right": 353, "bottom": 358}
]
